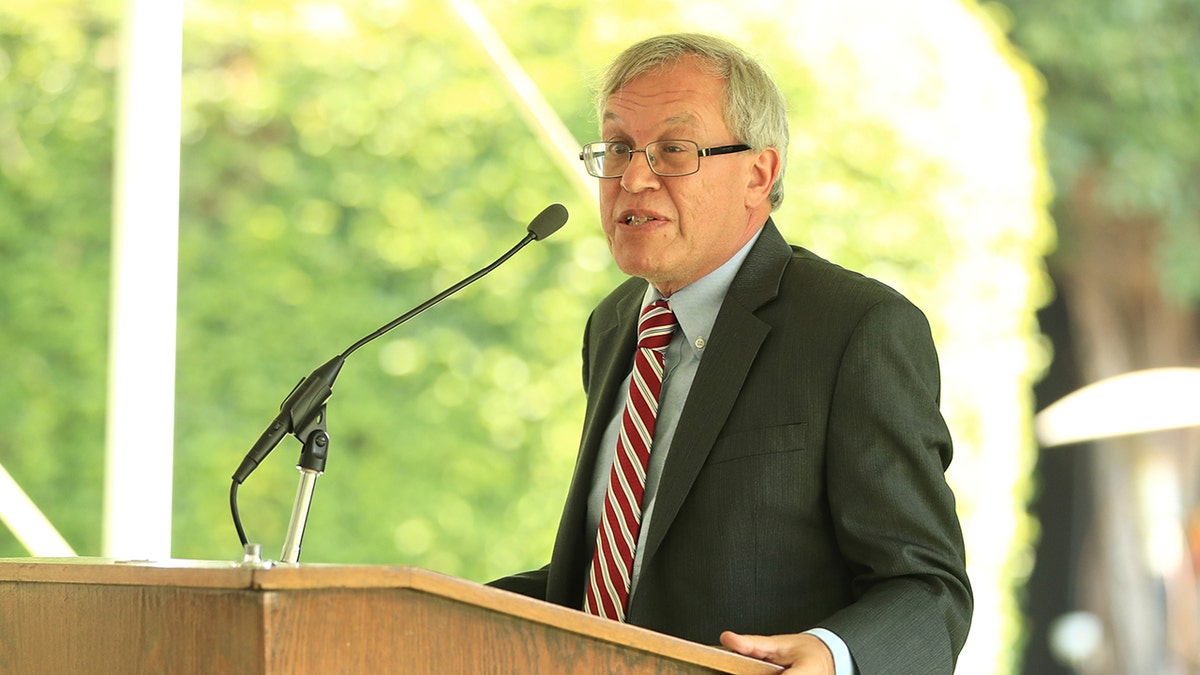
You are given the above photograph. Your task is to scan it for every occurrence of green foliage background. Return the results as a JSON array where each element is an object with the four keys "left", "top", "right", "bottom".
[
  {"left": 175, "top": 0, "right": 625, "bottom": 575},
  {"left": 0, "top": 0, "right": 937, "bottom": 575},
  {"left": 994, "top": 0, "right": 1200, "bottom": 301},
  {"left": 0, "top": 0, "right": 116, "bottom": 557},
  {"left": 1, "top": 4, "right": 1053, "bottom": 669}
]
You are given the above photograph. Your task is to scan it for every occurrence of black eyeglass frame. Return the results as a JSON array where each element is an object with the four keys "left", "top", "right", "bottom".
[{"left": 578, "top": 140, "right": 753, "bottom": 178}]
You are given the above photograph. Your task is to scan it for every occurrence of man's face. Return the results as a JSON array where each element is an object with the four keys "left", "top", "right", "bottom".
[{"left": 598, "top": 58, "right": 774, "bottom": 296}]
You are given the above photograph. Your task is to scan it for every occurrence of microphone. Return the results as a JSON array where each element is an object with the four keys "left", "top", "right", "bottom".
[{"left": 230, "top": 203, "right": 567, "bottom": 509}]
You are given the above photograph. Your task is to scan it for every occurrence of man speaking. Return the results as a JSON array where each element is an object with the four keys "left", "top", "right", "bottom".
[{"left": 492, "top": 33, "right": 972, "bottom": 675}]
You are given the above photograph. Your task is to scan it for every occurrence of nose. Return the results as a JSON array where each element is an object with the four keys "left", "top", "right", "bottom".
[{"left": 620, "top": 150, "right": 661, "bottom": 193}]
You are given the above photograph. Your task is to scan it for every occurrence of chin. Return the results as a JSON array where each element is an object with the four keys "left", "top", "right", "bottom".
[{"left": 611, "top": 258, "right": 653, "bottom": 280}]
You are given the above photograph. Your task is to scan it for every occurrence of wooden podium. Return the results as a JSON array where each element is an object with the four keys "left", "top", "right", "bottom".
[{"left": 0, "top": 558, "right": 780, "bottom": 674}]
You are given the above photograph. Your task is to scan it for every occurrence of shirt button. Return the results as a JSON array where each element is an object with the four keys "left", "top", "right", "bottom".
[{"left": 695, "top": 337, "right": 706, "bottom": 350}]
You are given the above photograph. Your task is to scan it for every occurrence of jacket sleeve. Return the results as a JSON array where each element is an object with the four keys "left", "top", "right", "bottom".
[
  {"left": 818, "top": 296, "right": 973, "bottom": 673},
  {"left": 486, "top": 564, "right": 550, "bottom": 600}
]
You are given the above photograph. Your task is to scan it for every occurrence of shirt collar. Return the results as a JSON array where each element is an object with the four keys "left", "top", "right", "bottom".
[{"left": 640, "top": 227, "right": 764, "bottom": 357}]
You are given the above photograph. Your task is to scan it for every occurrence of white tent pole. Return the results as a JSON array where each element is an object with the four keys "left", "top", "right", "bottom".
[
  {"left": 103, "top": 0, "right": 184, "bottom": 560},
  {"left": 0, "top": 462, "right": 76, "bottom": 557},
  {"left": 446, "top": 0, "right": 596, "bottom": 204}
]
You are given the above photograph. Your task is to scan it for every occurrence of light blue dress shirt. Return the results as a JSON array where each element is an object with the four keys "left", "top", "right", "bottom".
[{"left": 583, "top": 229, "right": 856, "bottom": 674}]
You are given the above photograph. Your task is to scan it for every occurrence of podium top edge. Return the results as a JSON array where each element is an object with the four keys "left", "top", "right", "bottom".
[
  {"left": 0, "top": 557, "right": 451, "bottom": 592},
  {"left": 0, "top": 556, "right": 255, "bottom": 588},
  {"left": 0, "top": 557, "right": 781, "bottom": 674}
]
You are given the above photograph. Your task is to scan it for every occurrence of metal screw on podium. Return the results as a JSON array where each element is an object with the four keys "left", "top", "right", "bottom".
[{"left": 240, "top": 542, "right": 272, "bottom": 569}]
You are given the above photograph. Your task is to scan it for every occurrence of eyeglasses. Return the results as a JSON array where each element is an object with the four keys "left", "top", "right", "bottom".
[{"left": 579, "top": 139, "right": 752, "bottom": 178}]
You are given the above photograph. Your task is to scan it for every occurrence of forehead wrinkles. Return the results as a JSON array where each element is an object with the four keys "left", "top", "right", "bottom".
[
  {"left": 603, "top": 108, "right": 701, "bottom": 129},
  {"left": 602, "top": 98, "right": 709, "bottom": 139},
  {"left": 604, "top": 79, "right": 705, "bottom": 120},
  {"left": 602, "top": 78, "right": 724, "bottom": 138}
]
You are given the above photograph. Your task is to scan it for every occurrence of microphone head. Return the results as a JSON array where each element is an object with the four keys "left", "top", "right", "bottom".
[{"left": 527, "top": 203, "right": 568, "bottom": 241}]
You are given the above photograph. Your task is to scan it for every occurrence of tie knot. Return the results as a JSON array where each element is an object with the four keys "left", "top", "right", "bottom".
[{"left": 637, "top": 300, "right": 676, "bottom": 350}]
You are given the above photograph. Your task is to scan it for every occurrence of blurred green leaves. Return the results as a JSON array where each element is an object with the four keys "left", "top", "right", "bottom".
[
  {"left": 169, "top": 0, "right": 612, "bottom": 576},
  {"left": 998, "top": 0, "right": 1200, "bottom": 301},
  {"left": 2, "top": 17, "right": 1051, "bottom": 675},
  {"left": 0, "top": 1, "right": 119, "bottom": 556}
]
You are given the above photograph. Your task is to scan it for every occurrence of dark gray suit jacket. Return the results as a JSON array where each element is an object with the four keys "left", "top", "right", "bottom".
[{"left": 492, "top": 220, "right": 972, "bottom": 673}]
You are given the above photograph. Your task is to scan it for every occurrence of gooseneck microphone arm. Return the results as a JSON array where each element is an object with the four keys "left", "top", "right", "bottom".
[{"left": 229, "top": 203, "right": 568, "bottom": 560}]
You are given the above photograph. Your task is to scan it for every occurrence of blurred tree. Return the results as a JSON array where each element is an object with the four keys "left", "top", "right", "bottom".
[
  {"left": 173, "top": 0, "right": 611, "bottom": 577},
  {"left": 1, "top": 2, "right": 1052, "bottom": 673},
  {"left": 0, "top": 0, "right": 119, "bottom": 557},
  {"left": 992, "top": 0, "right": 1200, "bottom": 672}
]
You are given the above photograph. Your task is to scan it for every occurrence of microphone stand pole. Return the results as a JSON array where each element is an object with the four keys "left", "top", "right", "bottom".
[{"left": 279, "top": 404, "right": 330, "bottom": 564}]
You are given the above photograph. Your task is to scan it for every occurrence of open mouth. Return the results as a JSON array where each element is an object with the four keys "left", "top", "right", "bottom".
[{"left": 624, "top": 214, "right": 658, "bottom": 226}]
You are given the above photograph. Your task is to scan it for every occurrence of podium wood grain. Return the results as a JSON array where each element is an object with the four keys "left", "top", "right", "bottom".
[{"left": 0, "top": 558, "right": 781, "bottom": 674}]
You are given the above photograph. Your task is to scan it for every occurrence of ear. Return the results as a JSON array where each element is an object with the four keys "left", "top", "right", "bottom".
[{"left": 744, "top": 146, "right": 781, "bottom": 210}]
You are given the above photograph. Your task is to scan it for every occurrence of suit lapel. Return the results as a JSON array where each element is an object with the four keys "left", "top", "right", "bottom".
[
  {"left": 637, "top": 220, "right": 792, "bottom": 573},
  {"left": 546, "top": 281, "right": 643, "bottom": 605}
]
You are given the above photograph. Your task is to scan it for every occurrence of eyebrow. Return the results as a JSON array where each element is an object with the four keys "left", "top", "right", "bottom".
[{"left": 602, "top": 110, "right": 702, "bottom": 129}]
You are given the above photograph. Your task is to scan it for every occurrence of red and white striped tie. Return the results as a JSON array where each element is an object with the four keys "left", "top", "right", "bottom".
[{"left": 584, "top": 299, "right": 677, "bottom": 622}]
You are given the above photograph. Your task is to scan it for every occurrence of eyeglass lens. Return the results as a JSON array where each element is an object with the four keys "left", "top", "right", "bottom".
[{"left": 587, "top": 141, "right": 700, "bottom": 177}]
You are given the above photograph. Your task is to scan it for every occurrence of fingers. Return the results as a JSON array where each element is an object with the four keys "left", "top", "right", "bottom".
[
  {"left": 720, "top": 631, "right": 781, "bottom": 661},
  {"left": 720, "top": 631, "right": 835, "bottom": 675}
]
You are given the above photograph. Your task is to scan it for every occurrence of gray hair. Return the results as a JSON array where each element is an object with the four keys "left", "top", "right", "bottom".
[{"left": 596, "top": 33, "right": 789, "bottom": 210}]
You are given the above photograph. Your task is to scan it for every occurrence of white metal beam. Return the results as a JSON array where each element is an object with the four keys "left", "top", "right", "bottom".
[
  {"left": 103, "top": 0, "right": 184, "bottom": 560},
  {"left": 447, "top": 0, "right": 596, "bottom": 204},
  {"left": 0, "top": 462, "right": 76, "bottom": 557}
]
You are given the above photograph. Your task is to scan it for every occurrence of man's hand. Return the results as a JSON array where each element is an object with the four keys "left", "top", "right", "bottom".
[{"left": 719, "top": 631, "right": 835, "bottom": 675}]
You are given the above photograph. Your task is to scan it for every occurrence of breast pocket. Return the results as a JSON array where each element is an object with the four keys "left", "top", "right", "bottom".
[{"left": 706, "top": 423, "right": 807, "bottom": 465}]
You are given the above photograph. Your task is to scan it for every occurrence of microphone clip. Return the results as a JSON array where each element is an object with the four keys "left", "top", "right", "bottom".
[
  {"left": 295, "top": 404, "right": 330, "bottom": 474},
  {"left": 278, "top": 403, "right": 331, "bottom": 565}
]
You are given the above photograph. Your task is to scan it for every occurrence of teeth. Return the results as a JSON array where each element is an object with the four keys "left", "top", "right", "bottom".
[{"left": 625, "top": 215, "right": 652, "bottom": 226}]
